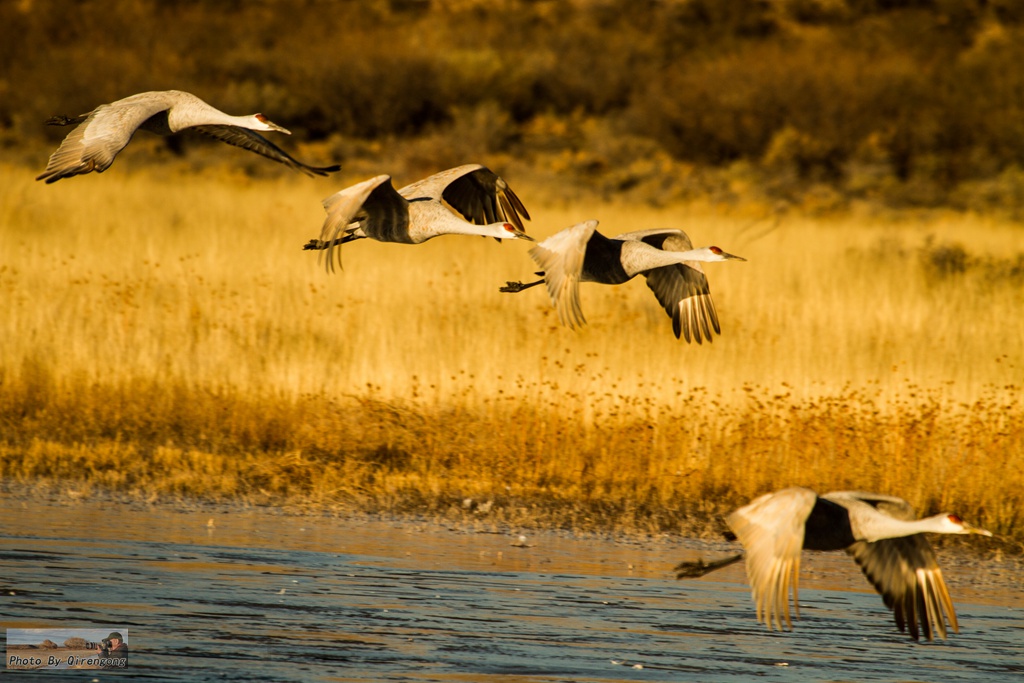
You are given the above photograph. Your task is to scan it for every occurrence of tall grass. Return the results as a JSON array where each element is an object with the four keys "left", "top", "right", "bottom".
[{"left": 1, "top": 162, "right": 1021, "bottom": 542}]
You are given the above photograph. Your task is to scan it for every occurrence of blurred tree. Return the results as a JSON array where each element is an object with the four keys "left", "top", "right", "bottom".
[{"left": 3, "top": 0, "right": 1023, "bottom": 209}]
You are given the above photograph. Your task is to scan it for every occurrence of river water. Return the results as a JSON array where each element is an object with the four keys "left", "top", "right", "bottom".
[{"left": 1, "top": 494, "right": 1021, "bottom": 682}]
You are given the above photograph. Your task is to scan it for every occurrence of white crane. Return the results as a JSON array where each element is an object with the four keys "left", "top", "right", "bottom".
[
  {"left": 500, "top": 219, "right": 744, "bottom": 342},
  {"left": 36, "top": 90, "right": 341, "bottom": 183},
  {"left": 674, "top": 487, "right": 992, "bottom": 641},
  {"left": 303, "top": 164, "right": 532, "bottom": 271}
]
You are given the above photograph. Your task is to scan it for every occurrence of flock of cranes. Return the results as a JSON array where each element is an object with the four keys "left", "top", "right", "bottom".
[
  {"left": 37, "top": 90, "right": 994, "bottom": 642},
  {"left": 37, "top": 89, "right": 742, "bottom": 342}
]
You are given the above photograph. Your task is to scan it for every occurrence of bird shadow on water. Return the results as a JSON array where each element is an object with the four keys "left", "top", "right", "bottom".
[{"left": 0, "top": 497, "right": 1020, "bottom": 683}]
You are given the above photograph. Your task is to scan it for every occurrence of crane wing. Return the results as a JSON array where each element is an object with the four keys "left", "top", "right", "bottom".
[
  {"left": 845, "top": 536, "right": 957, "bottom": 641},
  {"left": 192, "top": 125, "right": 341, "bottom": 176},
  {"left": 444, "top": 167, "right": 530, "bottom": 232},
  {"left": 36, "top": 94, "right": 175, "bottom": 183},
  {"left": 318, "top": 176, "right": 409, "bottom": 270},
  {"left": 400, "top": 165, "right": 530, "bottom": 232},
  {"left": 643, "top": 264, "right": 719, "bottom": 344},
  {"left": 824, "top": 491, "right": 917, "bottom": 521},
  {"left": 528, "top": 220, "right": 598, "bottom": 330},
  {"left": 616, "top": 230, "right": 720, "bottom": 343},
  {"left": 826, "top": 491, "right": 955, "bottom": 641},
  {"left": 614, "top": 228, "right": 693, "bottom": 245},
  {"left": 398, "top": 164, "right": 480, "bottom": 198},
  {"left": 727, "top": 487, "right": 817, "bottom": 631}
]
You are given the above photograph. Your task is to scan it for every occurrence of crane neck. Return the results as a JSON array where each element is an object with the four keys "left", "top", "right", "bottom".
[
  {"left": 857, "top": 513, "right": 951, "bottom": 543},
  {"left": 437, "top": 219, "right": 511, "bottom": 240},
  {"left": 168, "top": 108, "right": 256, "bottom": 132},
  {"left": 160, "top": 90, "right": 264, "bottom": 133},
  {"left": 412, "top": 202, "right": 510, "bottom": 242},
  {"left": 620, "top": 242, "right": 711, "bottom": 277}
]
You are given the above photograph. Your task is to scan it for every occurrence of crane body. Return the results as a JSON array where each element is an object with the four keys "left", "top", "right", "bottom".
[
  {"left": 38, "top": 90, "right": 340, "bottom": 183},
  {"left": 303, "top": 165, "right": 532, "bottom": 271},
  {"left": 502, "top": 219, "right": 744, "bottom": 342},
  {"left": 676, "top": 487, "right": 992, "bottom": 641}
]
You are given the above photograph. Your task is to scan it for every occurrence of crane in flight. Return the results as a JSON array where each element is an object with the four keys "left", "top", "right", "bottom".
[
  {"left": 303, "top": 164, "right": 532, "bottom": 271},
  {"left": 37, "top": 90, "right": 341, "bottom": 183},
  {"left": 674, "top": 487, "right": 993, "bottom": 641},
  {"left": 500, "top": 219, "right": 744, "bottom": 342}
]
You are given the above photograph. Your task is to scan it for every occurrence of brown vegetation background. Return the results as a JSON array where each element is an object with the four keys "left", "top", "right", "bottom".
[
  {"left": 4, "top": 0, "right": 1024, "bottom": 211},
  {"left": 1, "top": 0, "right": 1023, "bottom": 547}
]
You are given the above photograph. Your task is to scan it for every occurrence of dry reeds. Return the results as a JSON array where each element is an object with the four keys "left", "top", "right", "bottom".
[{"left": 1, "top": 163, "right": 1021, "bottom": 542}]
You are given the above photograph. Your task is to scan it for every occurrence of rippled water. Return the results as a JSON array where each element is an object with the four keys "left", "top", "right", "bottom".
[{"left": 1, "top": 495, "right": 1021, "bottom": 682}]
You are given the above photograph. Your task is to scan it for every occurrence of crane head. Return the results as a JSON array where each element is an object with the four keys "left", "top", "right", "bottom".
[
  {"left": 705, "top": 246, "right": 746, "bottom": 262},
  {"left": 502, "top": 223, "right": 534, "bottom": 241},
  {"left": 943, "top": 513, "right": 992, "bottom": 536},
  {"left": 253, "top": 113, "right": 291, "bottom": 135}
]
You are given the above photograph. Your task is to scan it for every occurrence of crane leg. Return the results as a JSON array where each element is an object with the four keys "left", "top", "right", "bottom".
[
  {"left": 44, "top": 114, "right": 88, "bottom": 127},
  {"left": 302, "top": 235, "right": 360, "bottom": 251},
  {"left": 674, "top": 553, "right": 743, "bottom": 579},
  {"left": 500, "top": 273, "right": 546, "bottom": 293}
]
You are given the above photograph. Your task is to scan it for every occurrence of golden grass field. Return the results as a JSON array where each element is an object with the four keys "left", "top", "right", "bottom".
[{"left": 1, "top": 159, "right": 1022, "bottom": 544}]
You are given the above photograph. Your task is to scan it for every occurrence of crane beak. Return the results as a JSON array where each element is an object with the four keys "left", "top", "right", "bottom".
[
  {"left": 964, "top": 522, "right": 993, "bottom": 536},
  {"left": 708, "top": 246, "right": 746, "bottom": 261}
]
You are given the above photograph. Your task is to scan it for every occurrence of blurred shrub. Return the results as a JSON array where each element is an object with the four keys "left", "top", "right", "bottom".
[
  {"left": 919, "top": 236, "right": 971, "bottom": 280},
  {"left": 917, "top": 235, "right": 1024, "bottom": 287},
  {"left": 949, "top": 166, "right": 1024, "bottom": 217},
  {"left": 629, "top": 36, "right": 928, "bottom": 172},
  {"left": 763, "top": 126, "right": 843, "bottom": 183}
]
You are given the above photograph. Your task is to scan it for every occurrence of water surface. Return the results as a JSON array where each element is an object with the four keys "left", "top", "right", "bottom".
[{"left": 1, "top": 495, "right": 1020, "bottom": 682}]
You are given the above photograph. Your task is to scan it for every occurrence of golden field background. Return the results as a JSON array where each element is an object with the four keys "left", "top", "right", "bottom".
[
  {"left": 2, "top": 0, "right": 1024, "bottom": 547},
  {"left": 1, "top": 159, "right": 1022, "bottom": 545}
]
